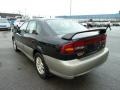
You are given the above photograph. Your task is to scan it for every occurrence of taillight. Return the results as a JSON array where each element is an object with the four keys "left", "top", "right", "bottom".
[
  {"left": 101, "top": 34, "right": 106, "bottom": 41},
  {"left": 60, "top": 40, "right": 85, "bottom": 55},
  {"left": 85, "top": 34, "right": 106, "bottom": 44},
  {"left": 100, "top": 34, "right": 107, "bottom": 47},
  {"left": 60, "top": 43, "right": 74, "bottom": 54},
  {"left": 60, "top": 34, "right": 106, "bottom": 55}
]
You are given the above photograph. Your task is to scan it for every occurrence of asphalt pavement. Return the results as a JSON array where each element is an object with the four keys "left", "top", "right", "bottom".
[{"left": 0, "top": 27, "right": 120, "bottom": 90}]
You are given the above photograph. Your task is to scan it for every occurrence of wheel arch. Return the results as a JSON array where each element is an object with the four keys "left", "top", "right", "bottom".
[{"left": 33, "top": 46, "right": 43, "bottom": 59}]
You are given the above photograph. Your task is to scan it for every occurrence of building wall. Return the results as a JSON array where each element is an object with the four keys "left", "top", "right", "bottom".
[
  {"left": 56, "top": 14, "right": 120, "bottom": 21},
  {"left": 0, "top": 13, "right": 21, "bottom": 18}
]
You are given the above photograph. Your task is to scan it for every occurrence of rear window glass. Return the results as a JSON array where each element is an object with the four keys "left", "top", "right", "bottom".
[{"left": 46, "top": 20, "right": 87, "bottom": 35}]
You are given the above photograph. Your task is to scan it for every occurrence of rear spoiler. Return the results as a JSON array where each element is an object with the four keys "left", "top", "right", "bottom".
[{"left": 62, "top": 28, "right": 107, "bottom": 40}]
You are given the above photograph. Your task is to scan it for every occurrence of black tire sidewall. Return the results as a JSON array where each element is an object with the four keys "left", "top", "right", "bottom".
[{"left": 13, "top": 39, "right": 18, "bottom": 51}]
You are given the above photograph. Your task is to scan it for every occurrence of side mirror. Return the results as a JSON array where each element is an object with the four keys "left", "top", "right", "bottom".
[
  {"left": 14, "top": 26, "right": 20, "bottom": 30},
  {"left": 13, "top": 26, "right": 20, "bottom": 33}
]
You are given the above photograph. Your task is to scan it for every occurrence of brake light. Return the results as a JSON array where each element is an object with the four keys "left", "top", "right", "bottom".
[
  {"left": 85, "top": 34, "right": 106, "bottom": 44},
  {"left": 60, "top": 41, "right": 85, "bottom": 55},
  {"left": 101, "top": 34, "right": 106, "bottom": 41},
  {"left": 100, "top": 34, "right": 107, "bottom": 47},
  {"left": 60, "top": 43, "right": 74, "bottom": 54},
  {"left": 60, "top": 34, "right": 106, "bottom": 55}
]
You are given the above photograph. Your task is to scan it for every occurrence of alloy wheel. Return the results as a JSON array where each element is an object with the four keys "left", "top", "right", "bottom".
[{"left": 36, "top": 57, "right": 45, "bottom": 75}]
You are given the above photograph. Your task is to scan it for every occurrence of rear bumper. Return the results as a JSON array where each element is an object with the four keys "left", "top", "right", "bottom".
[{"left": 44, "top": 48, "right": 109, "bottom": 79}]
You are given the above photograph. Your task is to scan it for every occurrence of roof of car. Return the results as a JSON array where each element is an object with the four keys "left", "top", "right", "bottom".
[
  {"left": 0, "top": 18, "right": 8, "bottom": 20},
  {"left": 31, "top": 18, "right": 65, "bottom": 21}
]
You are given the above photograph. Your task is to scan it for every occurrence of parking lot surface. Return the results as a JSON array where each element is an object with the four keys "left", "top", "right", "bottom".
[{"left": 0, "top": 27, "right": 120, "bottom": 90}]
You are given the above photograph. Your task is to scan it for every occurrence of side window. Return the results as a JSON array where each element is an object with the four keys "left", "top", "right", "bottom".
[
  {"left": 26, "top": 21, "right": 37, "bottom": 34},
  {"left": 20, "top": 22, "right": 28, "bottom": 31},
  {"left": 37, "top": 21, "right": 42, "bottom": 34}
]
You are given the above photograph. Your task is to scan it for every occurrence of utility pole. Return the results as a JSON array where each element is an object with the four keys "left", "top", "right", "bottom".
[
  {"left": 70, "top": 0, "right": 72, "bottom": 16},
  {"left": 24, "top": 8, "right": 27, "bottom": 16},
  {"left": 18, "top": 10, "right": 21, "bottom": 14}
]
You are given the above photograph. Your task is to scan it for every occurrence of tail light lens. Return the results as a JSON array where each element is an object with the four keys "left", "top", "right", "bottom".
[
  {"left": 60, "top": 40, "right": 85, "bottom": 55},
  {"left": 60, "top": 43, "right": 74, "bottom": 54},
  {"left": 100, "top": 34, "right": 106, "bottom": 47},
  {"left": 60, "top": 34, "right": 106, "bottom": 56}
]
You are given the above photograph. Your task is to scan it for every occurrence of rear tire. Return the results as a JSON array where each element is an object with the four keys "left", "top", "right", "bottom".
[{"left": 34, "top": 53, "right": 51, "bottom": 79}]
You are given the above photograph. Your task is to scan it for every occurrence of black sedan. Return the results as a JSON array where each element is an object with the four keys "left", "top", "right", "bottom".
[{"left": 12, "top": 19, "right": 109, "bottom": 79}]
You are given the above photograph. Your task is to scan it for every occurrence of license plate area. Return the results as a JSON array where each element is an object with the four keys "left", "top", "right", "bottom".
[{"left": 86, "top": 41, "right": 103, "bottom": 54}]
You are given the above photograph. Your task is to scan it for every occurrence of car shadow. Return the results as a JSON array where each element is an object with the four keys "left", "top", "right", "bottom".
[
  {"left": 43, "top": 72, "right": 96, "bottom": 90},
  {"left": 13, "top": 49, "right": 98, "bottom": 90}
]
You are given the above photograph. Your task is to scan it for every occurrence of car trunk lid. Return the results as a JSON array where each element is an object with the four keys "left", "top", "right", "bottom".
[{"left": 60, "top": 28, "right": 107, "bottom": 58}]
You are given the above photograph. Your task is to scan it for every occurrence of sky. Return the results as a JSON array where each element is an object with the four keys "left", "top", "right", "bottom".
[{"left": 0, "top": 0, "right": 120, "bottom": 16}]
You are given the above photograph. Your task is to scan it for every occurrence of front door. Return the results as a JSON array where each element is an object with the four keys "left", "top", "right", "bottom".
[
  {"left": 22, "top": 20, "right": 38, "bottom": 57},
  {"left": 15, "top": 21, "right": 29, "bottom": 51}
]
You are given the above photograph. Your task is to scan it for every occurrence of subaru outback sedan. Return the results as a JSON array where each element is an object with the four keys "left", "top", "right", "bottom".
[{"left": 12, "top": 19, "right": 109, "bottom": 79}]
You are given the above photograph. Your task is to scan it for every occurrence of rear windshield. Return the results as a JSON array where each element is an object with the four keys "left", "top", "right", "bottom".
[{"left": 46, "top": 20, "right": 87, "bottom": 35}]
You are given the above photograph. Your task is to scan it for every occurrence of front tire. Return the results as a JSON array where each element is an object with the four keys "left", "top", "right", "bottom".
[
  {"left": 35, "top": 53, "right": 50, "bottom": 79},
  {"left": 13, "top": 39, "right": 19, "bottom": 51}
]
